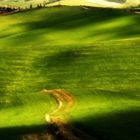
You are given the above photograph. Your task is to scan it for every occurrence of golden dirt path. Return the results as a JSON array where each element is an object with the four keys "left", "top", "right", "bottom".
[
  {"left": 40, "top": 89, "right": 98, "bottom": 140},
  {"left": 42, "top": 89, "right": 74, "bottom": 123},
  {"left": 22, "top": 89, "right": 98, "bottom": 140},
  {"left": 0, "top": 10, "right": 19, "bottom": 16}
]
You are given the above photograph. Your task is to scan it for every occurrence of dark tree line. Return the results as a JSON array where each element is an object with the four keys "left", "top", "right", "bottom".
[
  {"left": 0, "top": 0, "right": 62, "bottom": 13},
  {"left": 0, "top": 3, "right": 45, "bottom": 13},
  {"left": 106, "top": 0, "right": 127, "bottom": 3},
  {"left": 0, "top": 6, "right": 20, "bottom": 13}
]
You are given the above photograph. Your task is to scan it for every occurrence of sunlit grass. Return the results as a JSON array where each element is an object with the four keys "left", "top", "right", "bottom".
[{"left": 0, "top": 6, "right": 140, "bottom": 140}]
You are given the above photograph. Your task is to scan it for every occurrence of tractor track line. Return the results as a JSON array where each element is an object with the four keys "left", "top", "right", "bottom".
[{"left": 42, "top": 89, "right": 74, "bottom": 123}]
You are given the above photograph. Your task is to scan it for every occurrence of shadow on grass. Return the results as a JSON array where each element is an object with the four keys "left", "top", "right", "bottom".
[
  {"left": 72, "top": 109, "right": 140, "bottom": 140},
  {"left": 33, "top": 47, "right": 83, "bottom": 87},
  {"left": 7, "top": 7, "right": 135, "bottom": 31},
  {"left": 0, "top": 124, "right": 47, "bottom": 140},
  {"left": 4, "top": 6, "right": 140, "bottom": 47},
  {"left": 0, "top": 109, "right": 139, "bottom": 140},
  {"left": 97, "top": 89, "right": 140, "bottom": 100},
  {"left": 20, "top": 7, "right": 133, "bottom": 31},
  {"left": 39, "top": 49, "right": 82, "bottom": 68},
  {"left": 32, "top": 41, "right": 140, "bottom": 89}
]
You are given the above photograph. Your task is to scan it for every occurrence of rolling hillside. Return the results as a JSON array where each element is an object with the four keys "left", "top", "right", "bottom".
[
  {"left": 0, "top": 6, "right": 140, "bottom": 140},
  {"left": 0, "top": 0, "right": 140, "bottom": 8}
]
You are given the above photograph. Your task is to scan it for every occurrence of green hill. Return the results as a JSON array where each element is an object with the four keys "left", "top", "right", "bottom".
[
  {"left": 0, "top": 6, "right": 140, "bottom": 140},
  {"left": 0, "top": 0, "right": 139, "bottom": 8}
]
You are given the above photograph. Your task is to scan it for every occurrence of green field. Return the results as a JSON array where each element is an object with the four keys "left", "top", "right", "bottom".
[
  {"left": 0, "top": 0, "right": 138, "bottom": 8},
  {"left": 0, "top": 6, "right": 140, "bottom": 140}
]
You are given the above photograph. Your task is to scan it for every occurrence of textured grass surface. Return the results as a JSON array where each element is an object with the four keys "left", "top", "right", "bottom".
[
  {"left": 0, "top": 0, "right": 139, "bottom": 8},
  {"left": 0, "top": 6, "right": 140, "bottom": 140}
]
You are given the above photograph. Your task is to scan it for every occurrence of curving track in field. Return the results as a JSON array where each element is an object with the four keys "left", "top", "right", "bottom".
[
  {"left": 41, "top": 89, "right": 98, "bottom": 140},
  {"left": 42, "top": 89, "right": 74, "bottom": 123}
]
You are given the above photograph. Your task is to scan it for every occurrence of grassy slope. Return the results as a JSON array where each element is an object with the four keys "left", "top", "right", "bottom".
[
  {"left": 0, "top": 6, "right": 140, "bottom": 140},
  {"left": 0, "top": 0, "right": 127, "bottom": 8}
]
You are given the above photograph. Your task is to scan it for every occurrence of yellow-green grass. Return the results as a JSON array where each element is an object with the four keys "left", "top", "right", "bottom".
[
  {"left": 0, "top": 0, "right": 139, "bottom": 9},
  {"left": 0, "top": 6, "right": 140, "bottom": 140},
  {"left": 0, "top": 0, "right": 127, "bottom": 8}
]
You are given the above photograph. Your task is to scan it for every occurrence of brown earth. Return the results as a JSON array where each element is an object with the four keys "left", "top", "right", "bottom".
[
  {"left": 0, "top": 10, "right": 18, "bottom": 15},
  {"left": 22, "top": 89, "right": 98, "bottom": 140}
]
